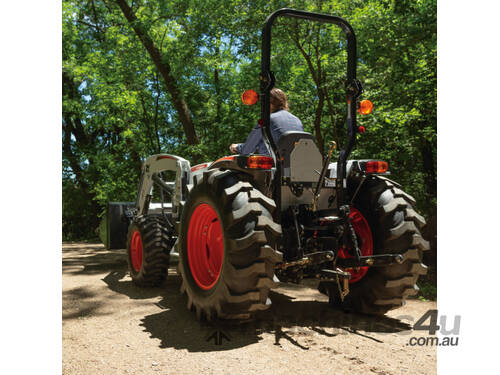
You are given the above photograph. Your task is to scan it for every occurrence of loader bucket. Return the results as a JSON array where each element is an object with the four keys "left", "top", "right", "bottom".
[{"left": 99, "top": 202, "right": 134, "bottom": 249}]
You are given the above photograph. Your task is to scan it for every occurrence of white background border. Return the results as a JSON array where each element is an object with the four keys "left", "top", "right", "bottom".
[
  {"left": 1, "top": 0, "right": 499, "bottom": 373},
  {"left": 1, "top": 1, "right": 62, "bottom": 374},
  {"left": 438, "top": 0, "right": 500, "bottom": 372}
]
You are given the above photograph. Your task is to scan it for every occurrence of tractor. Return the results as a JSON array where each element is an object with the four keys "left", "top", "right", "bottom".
[{"left": 106, "top": 8, "right": 429, "bottom": 321}]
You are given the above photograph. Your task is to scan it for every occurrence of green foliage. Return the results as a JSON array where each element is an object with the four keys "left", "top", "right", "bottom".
[
  {"left": 62, "top": 0, "right": 436, "bottom": 241},
  {"left": 418, "top": 282, "right": 438, "bottom": 301}
]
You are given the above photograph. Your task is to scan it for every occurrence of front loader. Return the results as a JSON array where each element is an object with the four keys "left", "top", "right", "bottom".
[{"left": 106, "top": 8, "right": 429, "bottom": 320}]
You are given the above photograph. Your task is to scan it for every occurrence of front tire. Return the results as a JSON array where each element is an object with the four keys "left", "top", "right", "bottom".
[
  {"left": 126, "top": 215, "right": 171, "bottom": 286},
  {"left": 176, "top": 169, "right": 282, "bottom": 320},
  {"left": 319, "top": 176, "right": 430, "bottom": 314}
]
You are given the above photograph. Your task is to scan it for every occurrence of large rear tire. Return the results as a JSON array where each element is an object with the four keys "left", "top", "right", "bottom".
[
  {"left": 126, "top": 215, "right": 171, "bottom": 286},
  {"left": 319, "top": 176, "right": 430, "bottom": 314},
  {"left": 176, "top": 169, "right": 282, "bottom": 320}
]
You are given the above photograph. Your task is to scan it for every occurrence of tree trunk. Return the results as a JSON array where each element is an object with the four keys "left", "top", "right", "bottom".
[
  {"left": 213, "top": 36, "right": 221, "bottom": 143},
  {"left": 324, "top": 90, "right": 341, "bottom": 149},
  {"left": 419, "top": 137, "right": 436, "bottom": 202},
  {"left": 313, "top": 90, "right": 325, "bottom": 155},
  {"left": 62, "top": 117, "right": 101, "bottom": 216},
  {"left": 115, "top": 0, "right": 199, "bottom": 145},
  {"left": 62, "top": 71, "right": 101, "bottom": 214}
]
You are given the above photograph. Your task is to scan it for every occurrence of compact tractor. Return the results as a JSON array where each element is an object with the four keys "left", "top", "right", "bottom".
[{"left": 104, "top": 9, "right": 429, "bottom": 320}]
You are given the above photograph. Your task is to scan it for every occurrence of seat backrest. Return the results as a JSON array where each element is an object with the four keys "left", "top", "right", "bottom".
[{"left": 277, "top": 131, "right": 322, "bottom": 183}]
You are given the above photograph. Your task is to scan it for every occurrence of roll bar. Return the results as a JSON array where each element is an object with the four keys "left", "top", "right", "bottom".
[{"left": 259, "top": 8, "right": 362, "bottom": 206}]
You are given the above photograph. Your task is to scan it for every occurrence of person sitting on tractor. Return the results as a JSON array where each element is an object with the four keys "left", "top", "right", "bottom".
[{"left": 229, "top": 88, "right": 304, "bottom": 155}]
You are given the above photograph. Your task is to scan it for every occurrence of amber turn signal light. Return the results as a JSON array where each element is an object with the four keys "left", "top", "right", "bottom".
[
  {"left": 358, "top": 99, "right": 373, "bottom": 115},
  {"left": 241, "top": 89, "right": 259, "bottom": 105},
  {"left": 365, "top": 160, "right": 388, "bottom": 174},
  {"left": 247, "top": 155, "right": 274, "bottom": 169}
]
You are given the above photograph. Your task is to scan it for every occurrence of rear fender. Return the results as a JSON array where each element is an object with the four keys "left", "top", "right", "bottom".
[
  {"left": 328, "top": 160, "right": 358, "bottom": 181},
  {"left": 190, "top": 162, "right": 211, "bottom": 184},
  {"left": 328, "top": 159, "right": 391, "bottom": 180},
  {"left": 208, "top": 155, "right": 273, "bottom": 195}
]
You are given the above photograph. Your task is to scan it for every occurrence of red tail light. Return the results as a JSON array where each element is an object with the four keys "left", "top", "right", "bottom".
[
  {"left": 365, "top": 160, "right": 388, "bottom": 174},
  {"left": 247, "top": 155, "right": 274, "bottom": 169}
]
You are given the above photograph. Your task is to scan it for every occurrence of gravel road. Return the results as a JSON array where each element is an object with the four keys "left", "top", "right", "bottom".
[{"left": 63, "top": 243, "right": 436, "bottom": 375}]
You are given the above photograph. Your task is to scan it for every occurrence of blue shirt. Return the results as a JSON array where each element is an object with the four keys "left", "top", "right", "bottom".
[{"left": 236, "top": 110, "right": 304, "bottom": 155}]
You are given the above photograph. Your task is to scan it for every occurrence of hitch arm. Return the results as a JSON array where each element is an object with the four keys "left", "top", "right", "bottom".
[{"left": 336, "top": 254, "right": 404, "bottom": 268}]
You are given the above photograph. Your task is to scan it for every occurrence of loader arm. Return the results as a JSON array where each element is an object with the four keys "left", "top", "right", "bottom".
[{"left": 135, "top": 154, "right": 191, "bottom": 219}]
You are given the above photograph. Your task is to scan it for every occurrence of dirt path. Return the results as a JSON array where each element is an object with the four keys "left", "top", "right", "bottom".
[{"left": 63, "top": 243, "right": 436, "bottom": 375}]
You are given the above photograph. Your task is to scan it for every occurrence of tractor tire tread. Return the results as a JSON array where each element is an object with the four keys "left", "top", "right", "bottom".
[
  {"left": 126, "top": 215, "right": 171, "bottom": 287},
  {"left": 318, "top": 176, "right": 429, "bottom": 315},
  {"left": 177, "top": 169, "right": 281, "bottom": 321}
]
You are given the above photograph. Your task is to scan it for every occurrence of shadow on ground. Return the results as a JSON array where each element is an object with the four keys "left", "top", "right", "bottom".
[
  {"left": 102, "top": 269, "right": 412, "bottom": 352},
  {"left": 63, "top": 243, "right": 413, "bottom": 352},
  {"left": 62, "top": 243, "right": 127, "bottom": 276}
]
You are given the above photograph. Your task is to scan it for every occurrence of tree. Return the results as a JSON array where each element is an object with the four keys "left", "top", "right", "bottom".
[
  {"left": 114, "top": 0, "right": 199, "bottom": 145},
  {"left": 62, "top": 0, "right": 436, "bottom": 247}
]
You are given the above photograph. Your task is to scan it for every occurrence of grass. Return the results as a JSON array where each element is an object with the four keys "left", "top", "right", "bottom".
[{"left": 417, "top": 281, "right": 437, "bottom": 301}]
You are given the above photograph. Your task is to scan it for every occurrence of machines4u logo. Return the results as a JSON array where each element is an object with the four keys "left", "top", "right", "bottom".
[{"left": 407, "top": 310, "right": 461, "bottom": 347}]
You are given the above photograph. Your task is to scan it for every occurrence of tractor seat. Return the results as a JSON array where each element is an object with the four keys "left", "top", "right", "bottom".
[{"left": 277, "top": 131, "right": 322, "bottom": 183}]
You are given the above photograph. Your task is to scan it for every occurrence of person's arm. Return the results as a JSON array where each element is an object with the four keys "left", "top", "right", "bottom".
[{"left": 236, "top": 125, "right": 262, "bottom": 155}]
